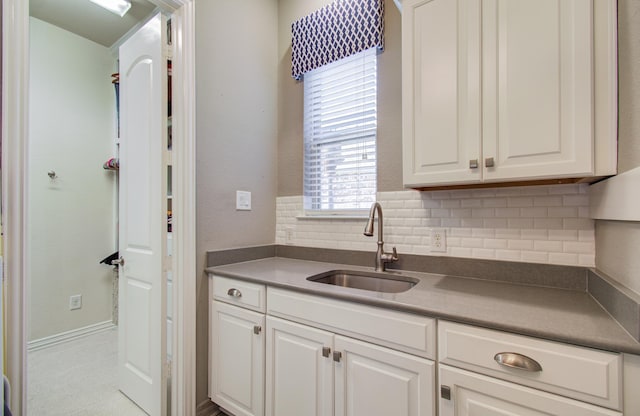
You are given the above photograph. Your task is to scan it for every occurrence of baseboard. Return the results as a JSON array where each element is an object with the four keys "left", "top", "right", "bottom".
[
  {"left": 196, "top": 399, "right": 220, "bottom": 416},
  {"left": 27, "top": 320, "right": 116, "bottom": 352}
]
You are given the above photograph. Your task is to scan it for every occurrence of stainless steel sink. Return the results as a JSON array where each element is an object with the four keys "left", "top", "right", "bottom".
[{"left": 306, "top": 270, "right": 418, "bottom": 293}]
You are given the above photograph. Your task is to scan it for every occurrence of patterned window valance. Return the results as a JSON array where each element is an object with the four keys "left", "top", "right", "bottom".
[{"left": 291, "top": 0, "right": 384, "bottom": 80}]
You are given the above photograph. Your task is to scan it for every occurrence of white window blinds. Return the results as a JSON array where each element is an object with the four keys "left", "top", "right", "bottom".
[{"left": 303, "top": 47, "right": 377, "bottom": 212}]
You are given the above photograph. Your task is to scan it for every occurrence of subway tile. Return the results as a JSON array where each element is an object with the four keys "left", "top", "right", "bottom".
[
  {"left": 548, "top": 184, "right": 580, "bottom": 194},
  {"left": 450, "top": 228, "right": 472, "bottom": 237},
  {"left": 563, "top": 241, "right": 595, "bottom": 254},
  {"left": 563, "top": 218, "right": 595, "bottom": 230},
  {"left": 579, "top": 254, "right": 595, "bottom": 267},
  {"left": 440, "top": 218, "right": 460, "bottom": 227},
  {"left": 508, "top": 239, "right": 534, "bottom": 250},
  {"left": 495, "top": 207, "right": 521, "bottom": 218},
  {"left": 472, "top": 228, "right": 495, "bottom": 238},
  {"left": 461, "top": 238, "right": 484, "bottom": 248},
  {"left": 495, "top": 249, "right": 522, "bottom": 261},
  {"left": 508, "top": 218, "right": 534, "bottom": 229},
  {"left": 450, "top": 247, "right": 473, "bottom": 257},
  {"left": 548, "top": 229, "right": 579, "bottom": 241},
  {"left": 563, "top": 194, "right": 589, "bottom": 207},
  {"left": 579, "top": 230, "right": 595, "bottom": 241},
  {"left": 472, "top": 189, "right": 497, "bottom": 198},
  {"left": 533, "top": 196, "right": 563, "bottom": 207},
  {"left": 430, "top": 191, "right": 451, "bottom": 199},
  {"left": 521, "top": 229, "right": 548, "bottom": 240},
  {"left": 521, "top": 251, "right": 549, "bottom": 263},
  {"left": 483, "top": 198, "right": 508, "bottom": 208},
  {"left": 461, "top": 218, "right": 484, "bottom": 228},
  {"left": 520, "top": 207, "right": 548, "bottom": 218},
  {"left": 484, "top": 239, "right": 508, "bottom": 249},
  {"left": 472, "top": 248, "right": 496, "bottom": 259},
  {"left": 547, "top": 207, "right": 578, "bottom": 218},
  {"left": 404, "top": 199, "right": 423, "bottom": 209},
  {"left": 508, "top": 197, "right": 534, "bottom": 207},
  {"left": 533, "top": 240, "right": 563, "bottom": 252},
  {"left": 533, "top": 218, "right": 564, "bottom": 229},
  {"left": 451, "top": 208, "right": 473, "bottom": 218},
  {"left": 483, "top": 218, "right": 508, "bottom": 229},
  {"left": 421, "top": 198, "right": 442, "bottom": 209},
  {"left": 431, "top": 209, "right": 451, "bottom": 218},
  {"left": 496, "top": 228, "right": 521, "bottom": 239},
  {"left": 461, "top": 199, "right": 483, "bottom": 208},
  {"left": 442, "top": 199, "right": 461, "bottom": 208},
  {"left": 549, "top": 252, "right": 579, "bottom": 266},
  {"left": 472, "top": 208, "right": 496, "bottom": 218}
]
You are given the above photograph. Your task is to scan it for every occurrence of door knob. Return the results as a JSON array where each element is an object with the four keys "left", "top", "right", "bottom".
[{"left": 111, "top": 257, "right": 125, "bottom": 266}]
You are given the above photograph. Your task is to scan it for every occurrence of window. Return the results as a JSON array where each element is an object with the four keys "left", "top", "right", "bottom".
[{"left": 303, "top": 47, "right": 377, "bottom": 213}]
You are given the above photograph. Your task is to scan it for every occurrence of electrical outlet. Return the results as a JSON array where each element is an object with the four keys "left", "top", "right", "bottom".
[
  {"left": 69, "top": 294, "right": 82, "bottom": 310},
  {"left": 430, "top": 228, "right": 447, "bottom": 253},
  {"left": 285, "top": 227, "right": 294, "bottom": 244}
]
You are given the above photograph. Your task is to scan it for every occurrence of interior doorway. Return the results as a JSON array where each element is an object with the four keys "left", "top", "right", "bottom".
[{"left": 2, "top": 0, "right": 197, "bottom": 415}]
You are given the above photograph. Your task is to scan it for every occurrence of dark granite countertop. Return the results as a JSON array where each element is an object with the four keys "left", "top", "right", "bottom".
[{"left": 206, "top": 257, "right": 640, "bottom": 355}]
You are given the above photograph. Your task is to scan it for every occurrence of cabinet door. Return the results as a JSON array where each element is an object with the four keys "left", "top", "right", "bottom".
[
  {"left": 482, "top": 0, "right": 594, "bottom": 181},
  {"left": 210, "top": 301, "right": 265, "bottom": 416},
  {"left": 334, "top": 335, "right": 435, "bottom": 416},
  {"left": 265, "top": 317, "right": 333, "bottom": 416},
  {"left": 439, "top": 365, "right": 621, "bottom": 416},
  {"left": 402, "top": 0, "right": 482, "bottom": 187}
]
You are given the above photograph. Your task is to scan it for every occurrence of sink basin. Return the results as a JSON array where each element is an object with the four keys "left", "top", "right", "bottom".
[{"left": 306, "top": 270, "right": 418, "bottom": 293}]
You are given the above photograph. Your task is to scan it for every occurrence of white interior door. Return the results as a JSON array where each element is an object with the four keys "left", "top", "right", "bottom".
[{"left": 118, "top": 13, "right": 166, "bottom": 416}]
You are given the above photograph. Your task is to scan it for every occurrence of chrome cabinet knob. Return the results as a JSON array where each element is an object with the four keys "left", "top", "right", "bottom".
[
  {"left": 485, "top": 157, "right": 495, "bottom": 168},
  {"left": 227, "top": 288, "right": 242, "bottom": 298},
  {"left": 469, "top": 159, "right": 479, "bottom": 169}
]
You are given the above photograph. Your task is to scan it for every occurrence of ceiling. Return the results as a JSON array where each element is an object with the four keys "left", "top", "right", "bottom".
[{"left": 30, "top": 0, "right": 158, "bottom": 48}]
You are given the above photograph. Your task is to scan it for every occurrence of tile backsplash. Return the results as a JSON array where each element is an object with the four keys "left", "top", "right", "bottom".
[{"left": 275, "top": 184, "right": 595, "bottom": 267}]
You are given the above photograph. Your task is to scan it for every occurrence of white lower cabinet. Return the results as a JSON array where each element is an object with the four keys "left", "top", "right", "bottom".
[
  {"left": 335, "top": 335, "right": 435, "bottom": 416},
  {"left": 210, "top": 300, "right": 265, "bottom": 416},
  {"left": 265, "top": 315, "right": 435, "bottom": 416},
  {"left": 265, "top": 316, "right": 333, "bottom": 416},
  {"left": 439, "top": 365, "right": 621, "bottom": 416}
]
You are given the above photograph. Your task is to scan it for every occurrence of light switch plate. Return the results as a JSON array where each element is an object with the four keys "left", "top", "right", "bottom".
[{"left": 236, "top": 190, "right": 251, "bottom": 211}]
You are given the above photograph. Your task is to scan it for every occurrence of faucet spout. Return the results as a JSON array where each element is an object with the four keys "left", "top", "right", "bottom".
[{"left": 363, "top": 202, "right": 398, "bottom": 271}]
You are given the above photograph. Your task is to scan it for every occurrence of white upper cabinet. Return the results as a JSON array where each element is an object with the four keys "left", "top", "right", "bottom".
[{"left": 402, "top": 0, "right": 617, "bottom": 188}]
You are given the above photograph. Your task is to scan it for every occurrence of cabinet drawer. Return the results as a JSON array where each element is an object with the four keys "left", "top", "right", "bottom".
[
  {"left": 267, "top": 287, "right": 436, "bottom": 359},
  {"left": 438, "top": 321, "right": 622, "bottom": 410},
  {"left": 211, "top": 275, "right": 266, "bottom": 313}
]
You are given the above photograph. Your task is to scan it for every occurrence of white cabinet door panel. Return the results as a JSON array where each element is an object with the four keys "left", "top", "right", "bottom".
[
  {"left": 266, "top": 317, "right": 333, "bottom": 416},
  {"left": 402, "top": 0, "right": 482, "bottom": 186},
  {"left": 210, "top": 301, "right": 265, "bottom": 416},
  {"left": 335, "top": 335, "right": 435, "bottom": 416},
  {"left": 482, "top": 0, "right": 594, "bottom": 181}
]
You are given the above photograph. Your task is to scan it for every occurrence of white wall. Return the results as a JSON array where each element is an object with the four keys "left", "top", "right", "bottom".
[
  {"left": 28, "top": 17, "right": 116, "bottom": 341},
  {"left": 195, "top": 0, "right": 279, "bottom": 404}
]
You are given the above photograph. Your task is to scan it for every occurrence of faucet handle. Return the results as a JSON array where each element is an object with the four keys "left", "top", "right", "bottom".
[
  {"left": 391, "top": 246, "right": 399, "bottom": 262},
  {"left": 381, "top": 247, "right": 399, "bottom": 264}
]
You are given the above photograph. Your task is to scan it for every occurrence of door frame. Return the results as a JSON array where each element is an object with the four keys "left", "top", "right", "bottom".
[{"left": 1, "top": 0, "right": 197, "bottom": 414}]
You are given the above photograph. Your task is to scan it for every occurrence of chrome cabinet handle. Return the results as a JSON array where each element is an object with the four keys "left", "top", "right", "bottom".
[
  {"left": 253, "top": 325, "right": 262, "bottom": 335},
  {"left": 227, "top": 288, "right": 242, "bottom": 298},
  {"left": 469, "top": 159, "right": 479, "bottom": 169},
  {"left": 494, "top": 352, "right": 542, "bottom": 372},
  {"left": 111, "top": 257, "right": 125, "bottom": 266},
  {"left": 322, "top": 347, "right": 331, "bottom": 358},
  {"left": 485, "top": 157, "right": 495, "bottom": 168}
]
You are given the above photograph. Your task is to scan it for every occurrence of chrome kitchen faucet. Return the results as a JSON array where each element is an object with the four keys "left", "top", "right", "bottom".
[{"left": 364, "top": 202, "right": 399, "bottom": 272}]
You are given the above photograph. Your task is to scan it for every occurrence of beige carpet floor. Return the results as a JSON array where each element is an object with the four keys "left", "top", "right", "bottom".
[{"left": 27, "top": 328, "right": 148, "bottom": 416}]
